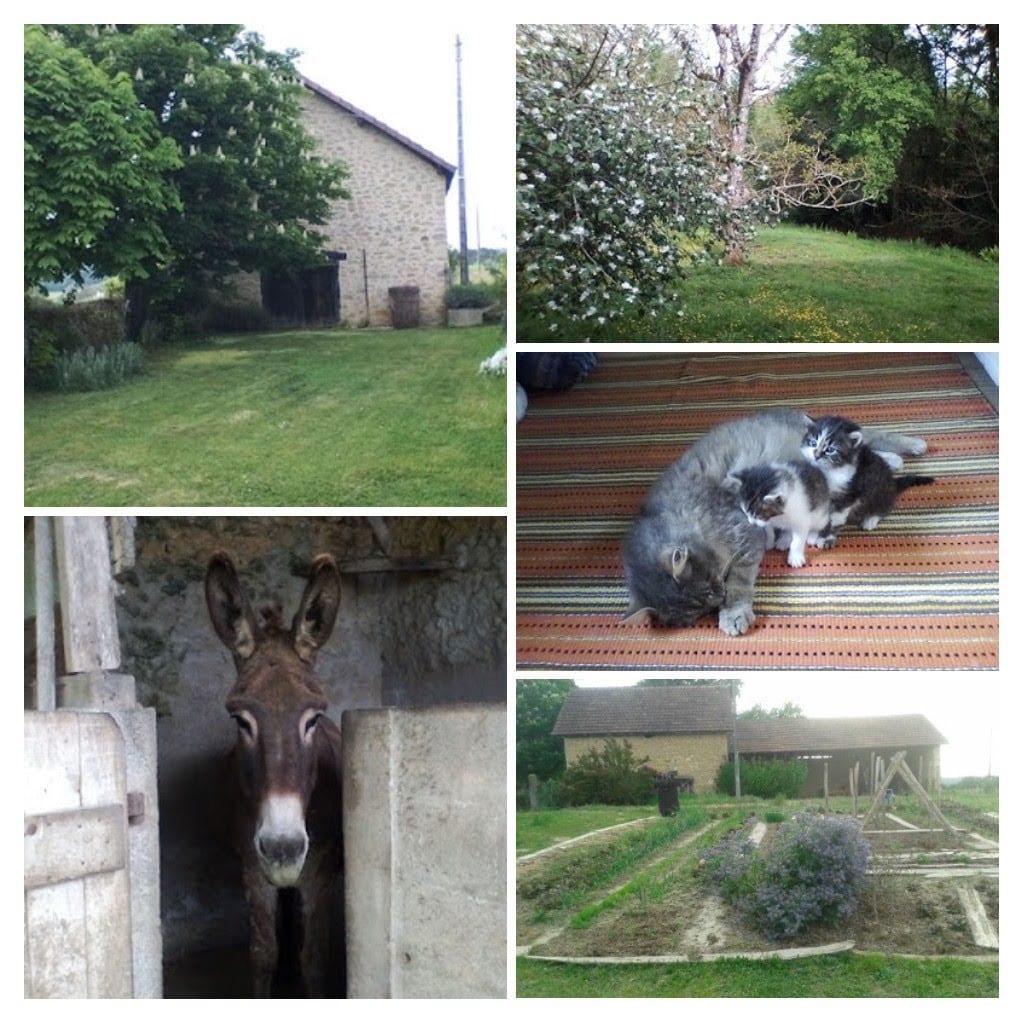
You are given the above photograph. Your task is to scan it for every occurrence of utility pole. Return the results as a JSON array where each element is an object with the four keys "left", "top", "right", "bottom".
[
  {"left": 455, "top": 35, "right": 469, "bottom": 285},
  {"left": 732, "top": 680, "right": 742, "bottom": 798}
]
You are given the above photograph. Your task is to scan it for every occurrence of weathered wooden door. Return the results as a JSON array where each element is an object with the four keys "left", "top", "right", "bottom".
[{"left": 24, "top": 710, "right": 134, "bottom": 998}]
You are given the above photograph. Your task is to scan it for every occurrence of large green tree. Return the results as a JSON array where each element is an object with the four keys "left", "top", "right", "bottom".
[
  {"left": 516, "top": 679, "right": 574, "bottom": 785},
  {"left": 32, "top": 25, "right": 351, "bottom": 339},
  {"left": 24, "top": 26, "right": 182, "bottom": 291}
]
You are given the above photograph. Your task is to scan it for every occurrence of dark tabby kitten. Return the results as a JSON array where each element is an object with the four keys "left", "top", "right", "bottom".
[
  {"left": 726, "top": 461, "right": 833, "bottom": 567},
  {"left": 801, "top": 416, "right": 935, "bottom": 531}
]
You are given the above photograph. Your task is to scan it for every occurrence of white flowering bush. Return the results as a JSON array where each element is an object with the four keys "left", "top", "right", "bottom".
[{"left": 517, "top": 25, "right": 757, "bottom": 338}]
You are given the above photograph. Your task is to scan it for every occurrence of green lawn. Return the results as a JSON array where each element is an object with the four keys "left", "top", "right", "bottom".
[
  {"left": 25, "top": 326, "right": 507, "bottom": 506},
  {"left": 517, "top": 953, "right": 998, "bottom": 998},
  {"left": 517, "top": 805, "right": 657, "bottom": 857},
  {"left": 518, "top": 223, "right": 998, "bottom": 342}
]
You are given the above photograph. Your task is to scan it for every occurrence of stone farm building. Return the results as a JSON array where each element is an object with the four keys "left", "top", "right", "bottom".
[
  {"left": 238, "top": 77, "right": 456, "bottom": 328},
  {"left": 552, "top": 685, "right": 947, "bottom": 797}
]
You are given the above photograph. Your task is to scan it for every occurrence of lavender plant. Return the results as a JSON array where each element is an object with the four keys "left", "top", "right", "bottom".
[{"left": 704, "top": 812, "right": 870, "bottom": 939}]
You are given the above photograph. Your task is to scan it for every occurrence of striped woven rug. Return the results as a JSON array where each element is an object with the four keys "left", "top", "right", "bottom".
[{"left": 516, "top": 352, "right": 998, "bottom": 670}]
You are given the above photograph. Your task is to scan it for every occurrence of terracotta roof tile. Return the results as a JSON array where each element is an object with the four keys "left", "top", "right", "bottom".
[
  {"left": 553, "top": 684, "right": 734, "bottom": 736},
  {"left": 734, "top": 714, "right": 947, "bottom": 754}
]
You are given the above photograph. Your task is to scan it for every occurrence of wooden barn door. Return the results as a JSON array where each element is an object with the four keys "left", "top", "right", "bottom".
[
  {"left": 24, "top": 710, "right": 134, "bottom": 997},
  {"left": 26, "top": 517, "right": 162, "bottom": 998}
]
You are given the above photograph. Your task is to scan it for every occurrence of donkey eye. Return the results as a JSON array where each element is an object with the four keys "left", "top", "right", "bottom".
[
  {"left": 232, "top": 713, "right": 256, "bottom": 741},
  {"left": 301, "top": 711, "right": 323, "bottom": 741}
]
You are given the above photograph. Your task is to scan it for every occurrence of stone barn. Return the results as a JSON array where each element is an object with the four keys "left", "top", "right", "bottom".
[
  {"left": 242, "top": 78, "right": 456, "bottom": 329},
  {"left": 25, "top": 515, "right": 506, "bottom": 998},
  {"left": 552, "top": 685, "right": 947, "bottom": 798},
  {"left": 552, "top": 685, "right": 734, "bottom": 794}
]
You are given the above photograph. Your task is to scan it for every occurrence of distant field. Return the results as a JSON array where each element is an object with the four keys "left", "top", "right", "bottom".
[
  {"left": 24, "top": 325, "right": 507, "bottom": 507},
  {"left": 517, "top": 223, "right": 998, "bottom": 342}
]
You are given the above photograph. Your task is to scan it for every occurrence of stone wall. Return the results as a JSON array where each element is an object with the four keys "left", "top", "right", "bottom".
[
  {"left": 301, "top": 89, "right": 452, "bottom": 327},
  {"left": 564, "top": 733, "right": 730, "bottom": 794},
  {"left": 111, "top": 515, "right": 504, "bottom": 971}
]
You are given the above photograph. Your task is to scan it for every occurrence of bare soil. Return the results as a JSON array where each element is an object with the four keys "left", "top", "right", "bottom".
[{"left": 518, "top": 820, "right": 998, "bottom": 961}]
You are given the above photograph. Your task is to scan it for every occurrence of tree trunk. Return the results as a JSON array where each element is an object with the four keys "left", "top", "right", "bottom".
[
  {"left": 124, "top": 277, "right": 151, "bottom": 343},
  {"left": 712, "top": 24, "right": 789, "bottom": 262}
]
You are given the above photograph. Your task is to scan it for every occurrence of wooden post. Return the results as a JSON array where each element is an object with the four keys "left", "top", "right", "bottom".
[
  {"left": 823, "top": 758, "right": 830, "bottom": 810},
  {"left": 861, "top": 752, "right": 957, "bottom": 833},
  {"left": 33, "top": 517, "right": 57, "bottom": 711},
  {"left": 54, "top": 517, "right": 121, "bottom": 673},
  {"left": 527, "top": 773, "right": 539, "bottom": 811}
]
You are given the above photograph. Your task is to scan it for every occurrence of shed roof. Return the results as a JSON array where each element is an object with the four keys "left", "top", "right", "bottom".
[
  {"left": 302, "top": 77, "right": 457, "bottom": 189},
  {"left": 552, "top": 685, "right": 734, "bottom": 737},
  {"left": 734, "top": 714, "right": 947, "bottom": 754}
]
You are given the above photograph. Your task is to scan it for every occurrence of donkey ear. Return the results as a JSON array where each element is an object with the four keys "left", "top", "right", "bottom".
[
  {"left": 206, "top": 551, "right": 259, "bottom": 661},
  {"left": 292, "top": 554, "right": 342, "bottom": 662}
]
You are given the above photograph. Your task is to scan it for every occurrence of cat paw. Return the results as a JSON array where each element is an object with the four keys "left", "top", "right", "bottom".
[
  {"left": 905, "top": 436, "right": 928, "bottom": 455},
  {"left": 813, "top": 535, "right": 836, "bottom": 549},
  {"left": 719, "top": 604, "right": 755, "bottom": 636},
  {"left": 878, "top": 452, "right": 904, "bottom": 470},
  {"left": 787, "top": 552, "right": 807, "bottom": 568},
  {"left": 862, "top": 515, "right": 881, "bottom": 530}
]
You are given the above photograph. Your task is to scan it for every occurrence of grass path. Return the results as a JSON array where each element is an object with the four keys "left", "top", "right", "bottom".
[
  {"left": 517, "top": 223, "right": 998, "bottom": 342},
  {"left": 25, "top": 326, "right": 506, "bottom": 507}
]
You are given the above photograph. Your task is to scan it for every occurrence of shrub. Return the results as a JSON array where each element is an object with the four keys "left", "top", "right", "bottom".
[
  {"left": 445, "top": 283, "right": 495, "bottom": 309},
  {"left": 516, "top": 776, "right": 568, "bottom": 811},
  {"left": 25, "top": 296, "right": 125, "bottom": 351},
  {"left": 558, "top": 739, "right": 654, "bottom": 806},
  {"left": 52, "top": 342, "right": 146, "bottom": 392},
  {"left": 703, "top": 812, "right": 870, "bottom": 938},
  {"left": 715, "top": 757, "right": 808, "bottom": 799}
]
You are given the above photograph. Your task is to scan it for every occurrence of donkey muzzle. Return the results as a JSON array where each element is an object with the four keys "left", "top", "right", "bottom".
[{"left": 255, "top": 793, "right": 309, "bottom": 887}]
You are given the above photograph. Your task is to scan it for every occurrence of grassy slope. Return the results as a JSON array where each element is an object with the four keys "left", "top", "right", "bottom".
[
  {"left": 25, "top": 326, "right": 506, "bottom": 507},
  {"left": 518, "top": 223, "right": 998, "bottom": 342}
]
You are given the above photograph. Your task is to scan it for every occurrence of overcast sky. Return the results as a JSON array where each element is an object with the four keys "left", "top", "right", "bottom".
[
  {"left": 250, "top": 15, "right": 510, "bottom": 250},
  {"left": 552, "top": 675, "right": 999, "bottom": 779}
]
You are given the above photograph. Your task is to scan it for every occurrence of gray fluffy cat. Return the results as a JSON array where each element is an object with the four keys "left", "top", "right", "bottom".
[
  {"left": 623, "top": 409, "right": 927, "bottom": 635},
  {"left": 725, "top": 460, "right": 833, "bottom": 568}
]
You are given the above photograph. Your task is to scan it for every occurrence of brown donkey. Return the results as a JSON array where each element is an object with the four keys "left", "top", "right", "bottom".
[{"left": 206, "top": 551, "right": 344, "bottom": 997}]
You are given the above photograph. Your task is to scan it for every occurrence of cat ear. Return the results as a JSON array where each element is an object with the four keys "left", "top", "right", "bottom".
[
  {"left": 849, "top": 430, "right": 864, "bottom": 448},
  {"left": 724, "top": 473, "right": 741, "bottom": 493},
  {"left": 764, "top": 491, "right": 783, "bottom": 504},
  {"left": 622, "top": 605, "right": 655, "bottom": 626},
  {"left": 658, "top": 546, "right": 689, "bottom": 582}
]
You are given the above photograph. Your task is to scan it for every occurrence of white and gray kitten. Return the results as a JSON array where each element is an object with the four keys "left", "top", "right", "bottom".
[
  {"left": 801, "top": 416, "right": 934, "bottom": 531},
  {"left": 725, "top": 460, "right": 833, "bottom": 568}
]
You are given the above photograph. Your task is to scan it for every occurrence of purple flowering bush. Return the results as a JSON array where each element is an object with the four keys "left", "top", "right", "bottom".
[{"left": 703, "top": 812, "right": 870, "bottom": 939}]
